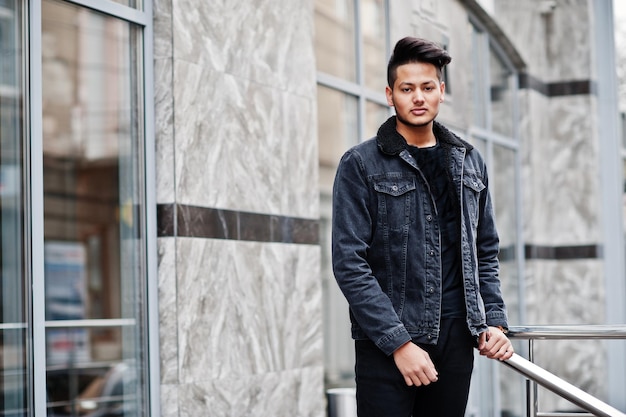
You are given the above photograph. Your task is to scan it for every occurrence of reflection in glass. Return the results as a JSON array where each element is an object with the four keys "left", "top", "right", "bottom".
[
  {"left": 42, "top": 0, "right": 146, "bottom": 415},
  {"left": 491, "top": 145, "right": 519, "bottom": 322},
  {"left": 314, "top": 0, "right": 357, "bottom": 83},
  {"left": 317, "top": 84, "right": 359, "bottom": 388},
  {"left": 492, "top": 144, "right": 524, "bottom": 415},
  {"left": 361, "top": 0, "right": 387, "bottom": 91},
  {"left": 471, "top": 27, "right": 488, "bottom": 129},
  {"left": 0, "top": 1, "right": 28, "bottom": 415},
  {"left": 365, "top": 100, "right": 389, "bottom": 139},
  {"left": 489, "top": 47, "right": 513, "bottom": 137},
  {"left": 317, "top": 85, "right": 358, "bottom": 194}
]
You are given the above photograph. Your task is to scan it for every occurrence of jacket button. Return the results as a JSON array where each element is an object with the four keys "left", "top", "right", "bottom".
[
  {"left": 426, "top": 215, "right": 432, "bottom": 221},
  {"left": 392, "top": 185, "right": 398, "bottom": 191},
  {"left": 429, "top": 250, "right": 434, "bottom": 256},
  {"left": 429, "top": 288, "right": 434, "bottom": 293}
]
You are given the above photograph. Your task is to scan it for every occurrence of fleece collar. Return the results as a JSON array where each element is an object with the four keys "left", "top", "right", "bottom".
[{"left": 376, "top": 116, "right": 473, "bottom": 155}]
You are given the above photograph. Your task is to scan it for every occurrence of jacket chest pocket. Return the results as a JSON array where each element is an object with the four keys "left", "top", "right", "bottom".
[
  {"left": 462, "top": 174, "right": 485, "bottom": 228},
  {"left": 373, "top": 177, "right": 416, "bottom": 231}
]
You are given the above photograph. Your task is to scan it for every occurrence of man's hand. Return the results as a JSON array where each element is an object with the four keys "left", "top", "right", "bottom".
[
  {"left": 478, "top": 326, "right": 514, "bottom": 361},
  {"left": 392, "top": 342, "right": 438, "bottom": 386}
]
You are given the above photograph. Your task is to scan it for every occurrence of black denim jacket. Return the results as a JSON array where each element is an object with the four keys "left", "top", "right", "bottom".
[{"left": 331, "top": 117, "right": 509, "bottom": 356}]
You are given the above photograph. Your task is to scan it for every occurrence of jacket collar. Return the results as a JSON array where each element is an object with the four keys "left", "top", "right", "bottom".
[{"left": 376, "top": 116, "right": 473, "bottom": 155}]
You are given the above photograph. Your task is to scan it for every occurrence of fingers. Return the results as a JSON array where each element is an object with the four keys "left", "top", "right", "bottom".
[
  {"left": 479, "top": 326, "right": 514, "bottom": 361},
  {"left": 393, "top": 342, "right": 439, "bottom": 387},
  {"left": 403, "top": 366, "right": 437, "bottom": 386},
  {"left": 477, "top": 331, "right": 488, "bottom": 350}
]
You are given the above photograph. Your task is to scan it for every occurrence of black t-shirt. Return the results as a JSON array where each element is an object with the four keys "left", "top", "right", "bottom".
[{"left": 408, "top": 143, "right": 466, "bottom": 319}]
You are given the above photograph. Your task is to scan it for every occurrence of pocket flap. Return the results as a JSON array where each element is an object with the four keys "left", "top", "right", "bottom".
[{"left": 374, "top": 179, "right": 416, "bottom": 196}]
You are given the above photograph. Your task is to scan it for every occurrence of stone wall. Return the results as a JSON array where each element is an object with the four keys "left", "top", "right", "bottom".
[
  {"left": 153, "top": 1, "right": 324, "bottom": 416},
  {"left": 493, "top": 0, "right": 608, "bottom": 411}
]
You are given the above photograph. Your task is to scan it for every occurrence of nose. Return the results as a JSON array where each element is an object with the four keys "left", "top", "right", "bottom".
[{"left": 412, "top": 90, "right": 424, "bottom": 103}]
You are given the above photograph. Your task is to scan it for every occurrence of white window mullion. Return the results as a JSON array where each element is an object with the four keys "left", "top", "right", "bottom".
[
  {"left": 141, "top": 0, "right": 161, "bottom": 412},
  {"left": 28, "top": 0, "right": 47, "bottom": 415}
]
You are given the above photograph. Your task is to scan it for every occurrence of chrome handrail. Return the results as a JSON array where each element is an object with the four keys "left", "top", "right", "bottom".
[
  {"left": 505, "top": 325, "right": 626, "bottom": 417},
  {"left": 504, "top": 353, "right": 625, "bottom": 417},
  {"left": 507, "top": 325, "right": 626, "bottom": 340}
]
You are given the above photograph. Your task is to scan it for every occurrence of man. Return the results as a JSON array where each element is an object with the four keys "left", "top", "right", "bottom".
[{"left": 331, "top": 36, "right": 514, "bottom": 416}]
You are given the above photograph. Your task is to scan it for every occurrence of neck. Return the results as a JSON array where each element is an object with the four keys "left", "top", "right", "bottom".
[{"left": 395, "top": 119, "right": 436, "bottom": 148}]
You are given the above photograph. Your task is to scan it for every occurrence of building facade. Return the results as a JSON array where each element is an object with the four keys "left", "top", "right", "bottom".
[{"left": 0, "top": 0, "right": 623, "bottom": 416}]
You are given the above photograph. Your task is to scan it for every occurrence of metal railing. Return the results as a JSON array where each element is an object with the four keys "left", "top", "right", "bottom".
[{"left": 505, "top": 325, "right": 626, "bottom": 417}]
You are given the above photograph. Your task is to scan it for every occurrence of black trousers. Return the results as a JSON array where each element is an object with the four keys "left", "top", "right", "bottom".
[{"left": 355, "top": 318, "right": 475, "bottom": 417}]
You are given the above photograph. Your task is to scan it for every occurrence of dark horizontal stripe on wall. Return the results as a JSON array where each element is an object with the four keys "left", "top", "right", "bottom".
[
  {"left": 157, "top": 203, "right": 319, "bottom": 245},
  {"left": 524, "top": 244, "right": 601, "bottom": 260},
  {"left": 518, "top": 73, "right": 597, "bottom": 97}
]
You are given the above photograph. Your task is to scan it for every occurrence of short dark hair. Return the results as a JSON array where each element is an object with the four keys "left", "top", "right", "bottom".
[{"left": 387, "top": 37, "right": 452, "bottom": 87}]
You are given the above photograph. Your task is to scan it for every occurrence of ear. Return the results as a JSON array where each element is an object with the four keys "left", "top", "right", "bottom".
[
  {"left": 385, "top": 86, "right": 394, "bottom": 106},
  {"left": 439, "top": 81, "right": 446, "bottom": 103}
]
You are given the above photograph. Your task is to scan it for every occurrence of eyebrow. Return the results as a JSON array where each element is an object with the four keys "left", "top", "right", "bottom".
[{"left": 398, "top": 80, "right": 437, "bottom": 87}]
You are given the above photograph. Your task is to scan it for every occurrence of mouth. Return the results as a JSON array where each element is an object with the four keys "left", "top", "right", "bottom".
[{"left": 411, "top": 108, "right": 427, "bottom": 116}]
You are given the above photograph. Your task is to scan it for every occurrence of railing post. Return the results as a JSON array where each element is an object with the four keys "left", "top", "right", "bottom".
[{"left": 528, "top": 339, "right": 537, "bottom": 417}]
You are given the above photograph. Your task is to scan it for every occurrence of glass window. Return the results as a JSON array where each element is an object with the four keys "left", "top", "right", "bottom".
[
  {"left": 315, "top": 0, "right": 389, "bottom": 389},
  {"left": 41, "top": 0, "right": 147, "bottom": 415},
  {"left": 364, "top": 100, "right": 389, "bottom": 139},
  {"left": 471, "top": 24, "right": 515, "bottom": 137},
  {"left": 314, "top": 0, "right": 357, "bottom": 83},
  {"left": 317, "top": 85, "right": 359, "bottom": 386},
  {"left": 317, "top": 85, "right": 358, "bottom": 178},
  {"left": 489, "top": 47, "right": 514, "bottom": 137},
  {"left": 471, "top": 26, "right": 488, "bottom": 129},
  {"left": 492, "top": 145, "right": 519, "bottom": 323},
  {"left": 0, "top": 1, "right": 28, "bottom": 415},
  {"left": 361, "top": 0, "right": 387, "bottom": 91},
  {"left": 467, "top": 16, "right": 523, "bottom": 417}
]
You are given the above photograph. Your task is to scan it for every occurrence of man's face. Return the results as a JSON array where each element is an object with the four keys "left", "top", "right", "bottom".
[{"left": 386, "top": 62, "right": 445, "bottom": 129}]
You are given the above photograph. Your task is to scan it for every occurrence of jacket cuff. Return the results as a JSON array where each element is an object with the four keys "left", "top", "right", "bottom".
[
  {"left": 376, "top": 326, "right": 412, "bottom": 356},
  {"left": 486, "top": 311, "right": 508, "bottom": 330}
]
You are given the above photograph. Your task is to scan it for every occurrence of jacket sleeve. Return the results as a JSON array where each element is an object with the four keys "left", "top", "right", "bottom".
[
  {"left": 476, "top": 161, "right": 509, "bottom": 329},
  {"left": 331, "top": 150, "right": 412, "bottom": 356}
]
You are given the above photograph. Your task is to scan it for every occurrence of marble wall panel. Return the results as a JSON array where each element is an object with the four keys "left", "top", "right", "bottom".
[
  {"left": 160, "top": 384, "right": 179, "bottom": 417},
  {"left": 153, "top": 0, "right": 172, "bottom": 59},
  {"left": 177, "top": 366, "right": 324, "bottom": 417},
  {"left": 494, "top": 0, "right": 592, "bottom": 81},
  {"left": 172, "top": 61, "right": 318, "bottom": 218},
  {"left": 155, "top": 57, "right": 176, "bottom": 204},
  {"left": 158, "top": 237, "right": 179, "bottom": 385},
  {"left": 524, "top": 259, "right": 605, "bottom": 325},
  {"left": 153, "top": 0, "right": 175, "bottom": 204},
  {"left": 171, "top": 0, "right": 316, "bottom": 99},
  {"left": 519, "top": 89, "right": 548, "bottom": 243},
  {"left": 522, "top": 93, "right": 601, "bottom": 245},
  {"left": 175, "top": 238, "right": 322, "bottom": 383}
]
